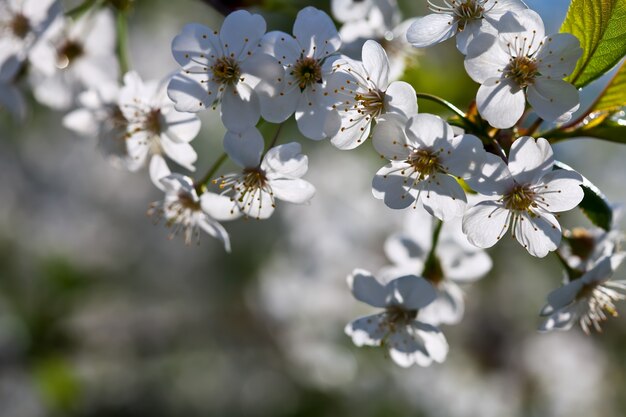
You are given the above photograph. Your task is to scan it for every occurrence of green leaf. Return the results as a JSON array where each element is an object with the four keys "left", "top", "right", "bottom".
[
  {"left": 554, "top": 161, "right": 613, "bottom": 230},
  {"left": 592, "top": 61, "right": 626, "bottom": 113},
  {"left": 560, "top": 0, "right": 626, "bottom": 88}
]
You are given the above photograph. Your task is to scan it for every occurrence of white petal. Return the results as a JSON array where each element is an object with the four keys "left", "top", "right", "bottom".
[
  {"left": 162, "top": 109, "right": 201, "bottom": 143},
  {"left": 406, "top": 14, "right": 456, "bottom": 48},
  {"left": 527, "top": 79, "right": 580, "bottom": 123},
  {"left": 219, "top": 10, "right": 266, "bottom": 60},
  {"left": 240, "top": 52, "right": 284, "bottom": 96},
  {"left": 544, "top": 279, "right": 586, "bottom": 315},
  {"left": 463, "top": 33, "right": 507, "bottom": 83},
  {"left": 348, "top": 269, "right": 388, "bottom": 308},
  {"left": 535, "top": 169, "right": 583, "bottom": 212},
  {"left": 441, "top": 133, "right": 484, "bottom": 179},
  {"left": 384, "top": 81, "right": 418, "bottom": 118},
  {"left": 171, "top": 23, "right": 220, "bottom": 70},
  {"left": 220, "top": 83, "right": 260, "bottom": 133},
  {"left": 200, "top": 192, "right": 242, "bottom": 221},
  {"left": 160, "top": 136, "right": 197, "bottom": 171},
  {"left": 387, "top": 327, "right": 432, "bottom": 367},
  {"left": 372, "top": 163, "right": 415, "bottom": 209},
  {"left": 387, "top": 275, "right": 437, "bottom": 310},
  {"left": 330, "top": 112, "right": 372, "bottom": 150},
  {"left": 295, "top": 101, "right": 334, "bottom": 140},
  {"left": 508, "top": 136, "right": 553, "bottom": 185},
  {"left": 412, "top": 322, "right": 448, "bottom": 363},
  {"left": 262, "top": 142, "right": 308, "bottom": 178},
  {"left": 223, "top": 127, "right": 264, "bottom": 168},
  {"left": 463, "top": 151, "right": 514, "bottom": 195},
  {"left": 259, "top": 85, "right": 299, "bottom": 123},
  {"left": 149, "top": 154, "right": 171, "bottom": 191},
  {"left": 476, "top": 78, "right": 525, "bottom": 129},
  {"left": 237, "top": 186, "right": 275, "bottom": 219},
  {"left": 405, "top": 113, "right": 452, "bottom": 148},
  {"left": 420, "top": 174, "right": 467, "bottom": 221},
  {"left": 372, "top": 113, "right": 410, "bottom": 160},
  {"left": 362, "top": 40, "right": 389, "bottom": 88},
  {"left": 270, "top": 178, "right": 315, "bottom": 204},
  {"left": 514, "top": 211, "right": 561, "bottom": 257},
  {"left": 260, "top": 31, "right": 300, "bottom": 64},
  {"left": 63, "top": 108, "right": 97, "bottom": 136},
  {"left": 418, "top": 282, "right": 465, "bottom": 325},
  {"left": 535, "top": 33, "right": 582, "bottom": 78},
  {"left": 462, "top": 200, "right": 510, "bottom": 248},
  {"left": 293, "top": 6, "right": 340, "bottom": 59},
  {"left": 167, "top": 72, "right": 213, "bottom": 113},
  {"left": 384, "top": 232, "right": 427, "bottom": 270},
  {"left": 345, "top": 314, "right": 387, "bottom": 347}
]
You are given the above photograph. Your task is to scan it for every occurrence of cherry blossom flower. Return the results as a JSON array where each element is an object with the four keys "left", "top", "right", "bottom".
[
  {"left": 148, "top": 173, "right": 239, "bottom": 251},
  {"left": 167, "top": 10, "right": 282, "bottom": 133},
  {"left": 345, "top": 269, "right": 449, "bottom": 367},
  {"left": 0, "top": 0, "right": 61, "bottom": 69},
  {"left": 119, "top": 71, "right": 200, "bottom": 188},
  {"left": 63, "top": 81, "right": 131, "bottom": 167},
  {"left": 464, "top": 9, "right": 582, "bottom": 128},
  {"left": 28, "top": 9, "right": 118, "bottom": 109},
  {"left": 463, "top": 136, "right": 584, "bottom": 257},
  {"left": 381, "top": 206, "right": 492, "bottom": 325},
  {"left": 371, "top": 113, "right": 484, "bottom": 221},
  {"left": 539, "top": 253, "right": 626, "bottom": 334},
  {"left": 330, "top": 40, "right": 417, "bottom": 150},
  {"left": 216, "top": 130, "right": 315, "bottom": 219},
  {"left": 331, "top": 0, "right": 399, "bottom": 28},
  {"left": 406, "top": 0, "right": 527, "bottom": 54},
  {"left": 259, "top": 7, "right": 343, "bottom": 140}
]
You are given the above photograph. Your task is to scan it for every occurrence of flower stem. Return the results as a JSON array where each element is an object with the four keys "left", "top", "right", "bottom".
[
  {"left": 267, "top": 123, "right": 283, "bottom": 151},
  {"left": 422, "top": 219, "right": 444, "bottom": 277},
  {"left": 115, "top": 11, "right": 130, "bottom": 76},
  {"left": 195, "top": 152, "right": 228, "bottom": 193},
  {"left": 66, "top": 0, "right": 99, "bottom": 18},
  {"left": 415, "top": 92, "right": 467, "bottom": 120}
]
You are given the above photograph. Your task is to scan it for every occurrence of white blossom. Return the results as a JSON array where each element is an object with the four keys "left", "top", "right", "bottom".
[
  {"left": 167, "top": 10, "right": 283, "bottom": 133},
  {"left": 345, "top": 269, "right": 448, "bottom": 367},
  {"left": 331, "top": 0, "right": 399, "bottom": 28},
  {"left": 330, "top": 40, "right": 417, "bottom": 150},
  {"left": 381, "top": 205, "right": 492, "bottom": 325},
  {"left": 463, "top": 136, "right": 584, "bottom": 257},
  {"left": 148, "top": 173, "right": 238, "bottom": 251},
  {"left": 539, "top": 253, "right": 626, "bottom": 334},
  {"left": 216, "top": 130, "right": 315, "bottom": 219},
  {"left": 119, "top": 71, "right": 200, "bottom": 188},
  {"left": 464, "top": 9, "right": 582, "bottom": 128},
  {"left": 63, "top": 81, "right": 131, "bottom": 167},
  {"left": 406, "top": 0, "right": 527, "bottom": 54},
  {"left": 28, "top": 9, "right": 119, "bottom": 110},
  {"left": 259, "top": 7, "right": 342, "bottom": 140},
  {"left": 372, "top": 113, "right": 484, "bottom": 221}
]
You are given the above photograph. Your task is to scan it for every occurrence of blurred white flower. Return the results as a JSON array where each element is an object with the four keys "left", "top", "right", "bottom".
[
  {"left": 406, "top": 0, "right": 527, "bottom": 54},
  {"left": 63, "top": 81, "right": 131, "bottom": 167},
  {"left": 464, "top": 10, "right": 582, "bottom": 128},
  {"left": 148, "top": 173, "right": 236, "bottom": 251},
  {"left": 167, "top": 10, "right": 282, "bottom": 133},
  {"left": 372, "top": 113, "right": 483, "bottom": 221},
  {"left": 336, "top": 0, "right": 417, "bottom": 81},
  {"left": 463, "top": 137, "right": 584, "bottom": 257},
  {"left": 539, "top": 253, "right": 626, "bottom": 334},
  {"left": 217, "top": 134, "right": 315, "bottom": 220},
  {"left": 331, "top": 0, "right": 399, "bottom": 28},
  {"left": 28, "top": 9, "right": 118, "bottom": 109},
  {"left": 345, "top": 269, "right": 448, "bottom": 367},
  {"left": 259, "top": 7, "right": 342, "bottom": 140},
  {"left": 330, "top": 40, "right": 417, "bottom": 150},
  {"left": 381, "top": 205, "right": 492, "bottom": 325},
  {"left": 119, "top": 71, "right": 200, "bottom": 188}
]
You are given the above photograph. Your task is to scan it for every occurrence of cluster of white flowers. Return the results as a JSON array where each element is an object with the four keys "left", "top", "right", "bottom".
[{"left": 2, "top": 0, "right": 625, "bottom": 370}]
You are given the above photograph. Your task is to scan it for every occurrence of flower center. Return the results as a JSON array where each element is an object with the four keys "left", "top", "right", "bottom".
[
  {"left": 57, "top": 40, "right": 84, "bottom": 68},
  {"left": 428, "top": 0, "right": 489, "bottom": 31},
  {"left": 385, "top": 305, "right": 418, "bottom": 330},
  {"left": 177, "top": 191, "right": 202, "bottom": 211},
  {"left": 505, "top": 56, "right": 539, "bottom": 88},
  {"left": 293, "top": 57, "right": 322, "bottom": 91},
  {"left": 503, "top": 184, "right": 536, "bottom": 211},
  {"left": 241, "top": 167, "right": 268, "bottom": 191},
  {"left": 145, "top": 108, "right": 162, "bottom": 135},
  {"left": 211, "top": 56, "right": 241, "bottom": 85},
  {"left": 408, "top": 149, "right": 442, "bottom": 177},
  {"left": 567, "top": 228, "right": 596, "bottom": 261},
  {"left": 10, "top": 13, "right": 30, "bottom": 39},
  {"left": 355, "top": 90, "right": 385, "bottom": 117}
]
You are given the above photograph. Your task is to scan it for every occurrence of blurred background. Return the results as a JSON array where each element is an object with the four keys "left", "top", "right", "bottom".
[{"left": 1, "top": 0, "right": 626, "bottom": 416}]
